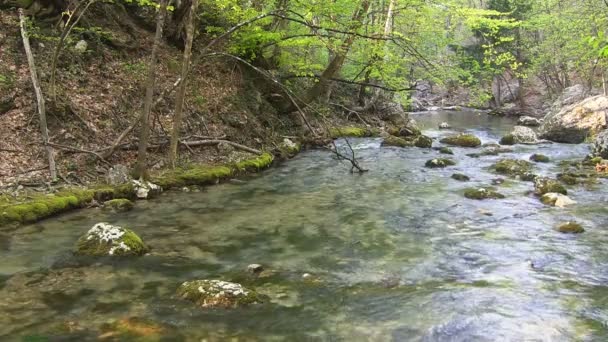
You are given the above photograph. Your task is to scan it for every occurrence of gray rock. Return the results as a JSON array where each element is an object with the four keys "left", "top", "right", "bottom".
[
  {"left": 540, "top": 95, "right": 608, "bottom": 143},
  {"left": 74, "top": 40, "right": 88, "bottom": 53},
  {"left": 594, "top": 130, "right": 608, "bottom": 158},
  {"left": 176, "top": 280, "right": 263, "bottom": 308},
  {"left": 74, "top": 223, "right": 149, "bottom": 256},
  {"left": 106, "top": 164, "right": 131, "bottom": 185},
  {"left": 509, "top": 126, "right": 539, "bottom": 144},
  {"left": 132, "top": 179, "right": 162, "bottom": 199},
  {"left": 439, "top": 122, "right": 451, "bottom": 129},
  {"left": 247, "top": 264, "right": 264, "bottom": 274},
  {"left": 517, "top": 116, "right": 542, "bottom": 127}
]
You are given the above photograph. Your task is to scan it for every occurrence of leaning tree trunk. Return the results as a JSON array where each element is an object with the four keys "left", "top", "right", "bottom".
[
  {"left": 135, "top": 0, "right": 169, "bottom": 179},
  {"left": 19, "top": 9, "right": 57, "bottom": 181},
  {"left": 169, "top": 0, "right": 199, "bottom": 168}
]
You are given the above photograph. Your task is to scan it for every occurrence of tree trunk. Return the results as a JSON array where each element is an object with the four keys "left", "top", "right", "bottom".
[
  {"left": 169, "top": 0, "right": 198, "bottom": 168},
  {"left": 19, "top": 9, "right": 57, "bottom": 181},
  {"left": 135, "top": 0, "right": 169, "bottom": 179},
  {"left": 302, "top": 0, "right": 370, "bottom": 104}
]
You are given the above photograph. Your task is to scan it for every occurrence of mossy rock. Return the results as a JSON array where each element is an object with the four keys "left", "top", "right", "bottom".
[
  {"left": 440, "top": 134, "right": 481, "bottom": 147},
  {"left": 557, "top": 173, "right": 578, "bottom": 185},
  {"left": 438, "top": 147, "right": 454, "bottom": 155},
  {"left": 278, "top": 138, "right": 301, "bottom": 159},
  {"left": 499, "top": 134, "right": 515, "bottom": 145},
  {"left": 329, "top": 127, "right": 370, "bottom": 138},
  {"left": 451, "top": 173, "right": 470, "bottom": 181},
  {"left": 556, "top": 222, "right": 584, "bottom": 234},
  {"left": 103, "top": 199, "right": 134, "bottom": 212},
  {"left": 381, "top": 135, "right": 413, "bottom": 148},
  {"left": 541, "top": 193, "right": 576, "bottom": 207},
  {"left": 492, "top": 159, "right": 533, "bottom": 178},
  {"left": 0, "top": 189, "right": 94, "bottom": 226},
  {"left": 425, "top": 158, "right": 456, "bottom": 168},
  {"left": 234, "top": 153, "right": 274, "bottom": 172},
  {"left": 467, "top": 147, "right": 513, "bottom": 158},
  {"left": 100, "top": 317, "right": 170, "bottom": 340},
  {"left": 414, "top": 135, "right": 433, "bottom": 148},
  {"left": 530, "top": 154, "right": 550, "bottom": 163},
  {"left": 176, "top": 280, "right": 264, "bottom": 308},
  {"left": 464, "top": 187, "right": 505, "bottom": 200},
  {"left": 534, "top": 177, "right": 567, "bottom": 196},
  {"left": 75, "top": 223, "right": 149, "bottom": 256}
]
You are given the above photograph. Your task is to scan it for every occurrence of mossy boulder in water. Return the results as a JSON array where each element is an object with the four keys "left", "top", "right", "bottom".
[
  {"left": 534, "top": 177, "right": 567, "bottom": 195},
  {"left": 131, "top": 180, "right": 162, "bottom": 200},
  {"left": 492, "top": 159, "right": 534, "bottom": 178},
  {"left": 440, "top": 133, "right": 481, "bottom": 147},
  {"left": 278, "top": 138, "right": 300, "bottom": 159},
  {"left": 438, "top": 146, "right": 454, "bottom": 155},
  {"left": 102, "top": 199, "right": 134, "bottom": 212},
  {"left": 464, "top": 187, "right": 505, "bottom": 200},
  {"left": 382, "top": 135, "right": 412, "bottom": 148},
  {"left": 499, "top": 134, "right": 515, "bottom": 145},
  {"left": 75, "top": 223, "right": 149, "bottom": 256},
  {"left": 541, "top": 193, "right": 576, "bottom": 207},
  {"left": 425, "top": 158, "right": 456, "bottom": 168},
  {"left": 530, "top": 154, "right": 550, "bottom": 163},
  {"left": 451, "top": 173, "right": 470, "bottom": 181},
  {"left": 556, "top": 222, "right": 584, "bottom": 234},
  {"left": 176, "top": 280, "right": 264, "bottom": 308},
  {"left": 414, "top": 135, "right": 433, "bottom": 148},
  {"left": 329, "top": 127, "right": 370, "bottom": 138},
  {"left": 397, "top": 119, "right": 421, "bottom": 137}
]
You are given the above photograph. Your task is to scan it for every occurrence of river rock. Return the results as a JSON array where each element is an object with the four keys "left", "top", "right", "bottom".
[
  {"left": 74, "top": 223, "right": 150, "bottom": 256},
  {"left": 398, "top": 118, "right": 422, "bottom": 137},
  {"left": 439, "top": 122, "right": 451, "bottom": 129},
  {"left": 102, "top": 199, "right": 134, "bottom": 212},
  {"left": 414, "top": 135, "right": 433, "bottom": 148},
  {"left": 517, "top": 116, "right": 542, "bottom": 127},
  {"left": 438, "top": 147, "right": 454, "bottom": 154},
  {"left": 440, "top": 133, "right": 481, "bottom": 147},
  {"left": 541, "top": 193, "right": 576, "bottom": 207},
  {"left": 556, "top": 222, "right": 584, "bottom": 234},
  {"left": 593, "top": 130, "right": 608, "bottom": 158},
  {"left": 534, "top": 177, "right": 567, "bottom": 196},
  {"left": 425, "top": 158, "right": 456, "bottom": 168},
  {"left": 530, "top": 154, "right": 550, "bottom": 163},
  {"left": 382, "top": 135, "right": 412, "bottom": 148},
  {"left": 492, "top": 159, "right": 534, "bottom": 179},
  {"left": 176, "top": 280, "right": 264, "bottom": 308},
  {"left": 247, "top": 264, "right": 264, "bottom": 274},
  {"left": 451, "top": 173, "right": 470, "bottom": 181},
  {"left": 132, "top": 179, "right": 161, "bottom": 199},
  {"left": 106, "top": 164, "right": 131, "bottom": 185},
  {"left": 464, "top": 187, "right": 505, "bottom": 200},
  {"left": 540, "top": 95, "right": 608, "bottom": 143},
  {"left": 500, "top": 126, "right": 539, "bottom": 145}
]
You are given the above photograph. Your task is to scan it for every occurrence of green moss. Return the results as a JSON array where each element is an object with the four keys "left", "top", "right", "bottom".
[
  {"left": 234, "top": 152, "right": 274, "bottom": 172},
  {"left": 120, "top": 229, "right": 149, "bottom": 255},
  {"left": 556, "top": 222, "right": 584, "bottom": 234},
  {"left": 329, "top": 127, "right": 369, "bottom": 138},
  {"left": 439, "top": 147, "right": 454, "bottom": 155},
  {"left": 0, "top": 190, "right": 94, "bottom": 226},
  {"left": 176, "top": 280, "right": 264, "bottom": 308},
  {"left": 414, "top": 135, "right": 433, "bottom": 148},
  {"left": 530, "top": 154, "right": 550, "bottom": 163},
  {"left": 492, "top": 159, "right": 533, "bottom": 178},
  {"left": 440, "top": 134, "right": 481, "bottom": 147},
  {"left": 534, "top": 177, "right": 567, "bottom": 195},
  {"left": 75, "top": 225, "right": 149, "bottom": 256},
  {"left": 499, "top": 134, "right": 515, "bottom": 145},
  {"left": 381, "top": 135, "right": 412, "bottom": 148},
  {"left": 464, "top": 187, "right": 505, "bottom": 200},
  {"left": 557, "top": 173, "right": 578, "bottom": 185},
  {"left": 425, "top": 158, "right": 456, "bottom": 168},
  {"left": 103, "top": 199, "right": 134, "bottom": 212}
]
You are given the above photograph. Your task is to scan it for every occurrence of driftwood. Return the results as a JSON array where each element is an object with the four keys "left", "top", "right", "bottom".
[{"left": 19, "top": 9, "right": 57, "bottom": 181}]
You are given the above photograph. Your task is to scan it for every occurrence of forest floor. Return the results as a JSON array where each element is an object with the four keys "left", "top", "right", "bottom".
[{"left": 0, "top": 9, "right": 376, "bottom": 193}]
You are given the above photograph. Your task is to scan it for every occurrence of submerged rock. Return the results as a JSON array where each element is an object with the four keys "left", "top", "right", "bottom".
[
  {"left": 541, "top": 193, "right": 576, "bottom": 207},
  {"left": 382, "top": 135, "right": 412, "bottom": 148},
  {"left": 492, "top": 159, "right": 534, "bottom": 178},
  {"left": 556, "top": 222, "right": 584, "bottom": 234},
  {"left": 102, "top": 199, "right": 134, "bottom": 212},
  {"left": 451, "top": 173, "right": 470, "bottom": 181},
  {"left": 464, "top": 187, "right": 505, "bottom": 200},
  {"left": 540, "top": 95, "right": 608, "bottom": 143},
  {"left": 132, "top": 180, "right": 161, "bottom": 199},
  {"left": 534, "top": 177, "right": 567, "bottom": 196},
  {"left": 440, "top": 133, "right": 481, "bottom": 147},
  {"left": 530, "top": 154, "right": 550, "bottom": 163},
  {"left": 425, "top": 158, "right": 456, "bottom": 168},
  {"left": 74, "top": 223, "right": 149, "bottom": 257},
  {"left": 517, "top": 116, "right": 542, "bottom": 127},
  {"left": 176, "top": 280, "right": 264, "bottom": 308}
]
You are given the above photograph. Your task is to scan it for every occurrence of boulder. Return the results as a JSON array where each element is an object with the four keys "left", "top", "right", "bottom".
[
  {"left": 464, "top": 188, "right": 505, "bottom": 200},
  {"left": 132, "top": 179, "right": 161, "bottom": 199},
  {"left": 501, "top": 126, "right": 539, "bottom": 145},
  {"left": 74, "top": 223, "right": 149, "bottom": 256},
  {"left": 541, "top": 193, "right": 576, "bottom": 208},
  {"left": 492, "top": 159, "right": 534, "bottom": 179},
  {"left": 540, "top": 95, "right": 608, "bottom": 143},
  {"left": 530, "top": 154, "right": 550, "bottom": 163},
  {"left": 398, "top": 118, "right": 422, "bottom": 137},
  {"left": 439, "top": 122, "right": 451, "bottom": 129},
  {"left": 440, "top": 134, "right": 481, "bottom": 147},
  {"left": 425, "top": 158, "right": 456, "bottom": 168},
  {"left": 414, "top": 135, "right": 433, "bottom": 148},
  {"left": 517, "top": 116, "right": 542, "bottom": 127},
  {"left": 438, "top": 147, "right": 454, "bottom": 155},
  {"left": 74, "top": 40, "right": 88, "bottom": 53},
  {"left": 102, "top": 199, "right": 134, "bottom": 212},
  {"left": 534, "top": 177, "right": 567, "bottom": 196},
  {"left": 451, "top": 173, "right": 470, "bottom": 181},
  {"left": 593, "top": 130, "right": 608, "bottom": 158},
  {"left": 278, "top": 138, "right": 300, "bottom": 158},
  {"left": 106, "top": 164, "right": 131, "bottom": 186},
  {"left": 556, "top": 222, "right": 584, "bottom": 234},
  {"left": 382, "top": 135, "right": 412, "bottom": 148},
  {"left": 550, "top": 84, "right": 586, "bottom": 113},
  {"left": 176, "top": 280, "right": 264, "bottom": 308}
]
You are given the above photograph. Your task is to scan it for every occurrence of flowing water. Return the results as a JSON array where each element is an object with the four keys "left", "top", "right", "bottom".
[{"left": 1, "top": 111, "right": 608, "bottom": 341}]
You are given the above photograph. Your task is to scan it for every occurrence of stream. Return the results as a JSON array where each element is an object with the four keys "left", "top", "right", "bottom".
[{"left": 1, "top": 111, "right": 608, "bottom": 341}]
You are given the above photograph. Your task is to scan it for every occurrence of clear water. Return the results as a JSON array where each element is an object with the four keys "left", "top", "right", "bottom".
[{"left": 1, "top": 111, "right": 607, "bottom": 341}]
